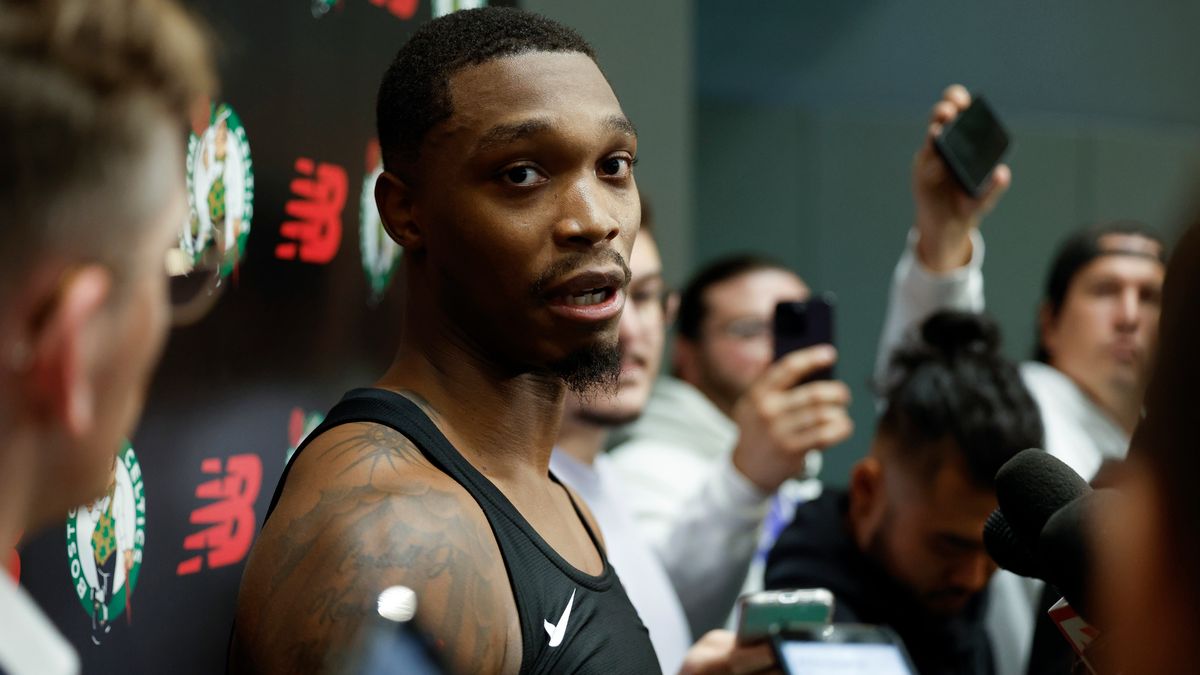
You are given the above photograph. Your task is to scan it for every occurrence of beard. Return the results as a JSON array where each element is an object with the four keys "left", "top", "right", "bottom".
[{"left": 550, "top": 340, "right": 622, "bottom": 396}]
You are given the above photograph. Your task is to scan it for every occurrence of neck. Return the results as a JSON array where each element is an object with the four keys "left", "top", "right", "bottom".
[
  {"left": 556, "top": 413, "right": 608, "bottom": 466},
  {"left": 380, "top": 306, "right": 568, "bottom": 485},
  {"left": 1058, "top": 364, "right": 1142, "bottom": 434},
  {"left": 0, "top": 424, "right": 37, "bottom": 556}
]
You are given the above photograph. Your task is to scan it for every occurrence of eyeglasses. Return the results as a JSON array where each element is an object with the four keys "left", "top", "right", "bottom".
[{"left": 711, "top": 317, "right": 772, "bottom": 341}]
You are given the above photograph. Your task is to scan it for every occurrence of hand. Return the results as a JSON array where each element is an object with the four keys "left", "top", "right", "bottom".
[
  {"left": 731, "top": 345, "right": 854, "bottom": 493},
  {"left": 912, "top": 84, "right": 1011, "bottom": 272},
  {"left": 678, "top": 630, "right": 779, "bottom": 675}
]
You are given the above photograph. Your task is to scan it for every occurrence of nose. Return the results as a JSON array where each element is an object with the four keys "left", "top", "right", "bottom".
[
  {"left": 618, "top": 296, "right": 644, "bottom": 349},
  {"left": 950, "top": 554, "right": 996, "bottom": 596},
  {"left": 1115, "top": 286, "right": 1140, "bottom": 332},
  {"left": 553, "top": 178, "right": 621, "bottom": 249}
]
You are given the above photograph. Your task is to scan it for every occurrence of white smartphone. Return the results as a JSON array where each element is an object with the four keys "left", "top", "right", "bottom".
[{"left": 735, "top": 589, "right": 835, "bottom": 645}]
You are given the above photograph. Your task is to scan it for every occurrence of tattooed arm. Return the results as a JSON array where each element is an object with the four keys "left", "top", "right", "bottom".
[{"left": 230, "top": 422, "right": 521, "bottom": 675}]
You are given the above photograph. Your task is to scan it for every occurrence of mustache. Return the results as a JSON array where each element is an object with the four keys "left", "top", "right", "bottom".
[{"left": 530, "top": 249, "right": 631, "bottom": 299}]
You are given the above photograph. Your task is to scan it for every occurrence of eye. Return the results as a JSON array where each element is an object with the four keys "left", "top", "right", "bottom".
[
  {"left": 599, "top": 155, "right": 635, "bottom": 178},
  {"left": 502, "top": 165, "right": 546, "bottom": 187}
]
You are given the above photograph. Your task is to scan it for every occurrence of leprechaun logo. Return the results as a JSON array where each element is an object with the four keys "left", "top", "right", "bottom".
[
  {"left": 360, "top": 153, "right": 402, "bottom": 304},
  {"left": 184, "top": 102, "right": 254, "bottom": 281},
  {"left": 65, "top": 442, "right": 146, "bottom": 645}
]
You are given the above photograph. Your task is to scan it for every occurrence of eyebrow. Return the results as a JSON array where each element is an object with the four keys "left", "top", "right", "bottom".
[{"left": 474, "top": 114, "right": 638, "bottom": 153}]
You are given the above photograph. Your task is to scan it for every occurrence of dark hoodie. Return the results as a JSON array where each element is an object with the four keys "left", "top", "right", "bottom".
[{"left": 765, "top": 489, "right": 995, "bottom": 675}]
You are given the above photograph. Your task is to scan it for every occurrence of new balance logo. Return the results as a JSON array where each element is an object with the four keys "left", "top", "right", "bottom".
[{"left": 543, "top": 589, "right": 576, "bottom": 648}]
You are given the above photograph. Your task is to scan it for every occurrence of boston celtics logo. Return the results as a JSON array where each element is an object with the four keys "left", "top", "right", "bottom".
[
  {"left": 184, "top": 102, "right": 254, "bottom": 281},
  {"left": 360, "top": 158, "right": 402, "bottom": 304},
  {"left": 311, "top": 0, "right": 338, "bottom": 17},
  {"left": 66, "top": 442, "right": 146, "bottom": 644}
]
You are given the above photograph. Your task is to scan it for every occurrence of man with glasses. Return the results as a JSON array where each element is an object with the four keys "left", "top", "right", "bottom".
[{"left": 608, "top": 255, "right": 853, "bottom": 635}]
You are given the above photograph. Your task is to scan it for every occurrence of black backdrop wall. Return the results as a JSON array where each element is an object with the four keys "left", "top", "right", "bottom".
[{"left": 10, "top": 1, "right": 511, "bottom": 672}]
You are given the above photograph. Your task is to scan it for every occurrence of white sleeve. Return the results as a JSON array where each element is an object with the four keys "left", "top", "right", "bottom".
[
  {"left": 874, "top": 228, "right": 986, "bottom": 388},
  {"left": 653, "top": 454, "right": 770, "bottom": 635}
]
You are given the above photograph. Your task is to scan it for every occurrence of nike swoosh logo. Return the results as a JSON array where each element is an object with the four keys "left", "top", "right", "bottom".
[{"left": 543, "top": 589, "right": 576, "bottom": 648}]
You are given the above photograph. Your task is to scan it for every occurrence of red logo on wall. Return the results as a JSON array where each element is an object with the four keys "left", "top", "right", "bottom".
[
  {"left": 6, "top": 531, "right": 20, "bottom": 582},
  {"left": 369, "top": 0, "right": 418, "bottom": 19},
  {"left": 276, "top": 157, "right": 348, "bottom": 264},
  {"left": 176, "top": 454, "right": 263, "bottom": 576}
]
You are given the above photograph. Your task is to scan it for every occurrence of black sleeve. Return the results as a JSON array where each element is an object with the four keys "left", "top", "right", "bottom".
[{"left": 763, "top": 519, "right": 861, "bottom": 624}]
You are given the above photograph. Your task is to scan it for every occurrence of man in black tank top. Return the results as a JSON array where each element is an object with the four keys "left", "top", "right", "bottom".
[{"left": 230, "top": 8, "right": 661, "bottom": 674}]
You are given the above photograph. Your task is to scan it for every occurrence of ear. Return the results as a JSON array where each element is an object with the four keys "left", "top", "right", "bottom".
[
  {"left": 1039, "top": 302, "right": 1059, "bottom": 359},
  {"left": 848, "top": 456, "right": 885, "bottom": 550},
  {"left": 375, "top": 169, "right": 424, "bottom": 253},
  {"left": 672, "top": 336, "right": 700, "bottom": 384},
  {"left": 27, "top": 266, "right": 112, "bottom": 439},
  {"left": 663, "top": 291, "right": 680, "bottom": 328}
]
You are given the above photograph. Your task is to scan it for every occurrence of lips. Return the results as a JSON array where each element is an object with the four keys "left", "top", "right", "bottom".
[{"left": 544, "top": 269, "right": 627, "bottom": 323}]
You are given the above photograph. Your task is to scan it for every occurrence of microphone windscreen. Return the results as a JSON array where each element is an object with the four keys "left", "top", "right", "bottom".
[
  {"left": 983, "top": 508, "right": 1041, "bottom": 578},
  {"left": 995, "top": 449, "right": 1090, "bottom": 543},
  {"left": 1039, "top": 488, "right": 1120, "bottom": 625}
]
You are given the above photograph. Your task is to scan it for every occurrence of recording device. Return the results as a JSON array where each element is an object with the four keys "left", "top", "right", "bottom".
[
  {"left": 771, "top": 624, "right": 917, "bottom": 675},
  {"left": 994, "top": 449, "right": 1089, "bottom": 551},
  {"left": 342, "top": 586, "right": 446, "bottom": 675},
  {"left": 933, "top": 95, "right": 1010, "bottom": 197},
  {"left": 736, "top": 589, "right": 835, "bottom": 645},
  {"left": 983, "top": 509, "right": 1042, "bottom": 579},
  {"left": 773, "top": 296, "right": 836, "bottom": 382}
]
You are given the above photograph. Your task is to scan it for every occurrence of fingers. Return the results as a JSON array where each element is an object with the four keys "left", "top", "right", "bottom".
[
  {"left": 728, "top": 643, "right": 776, "bottom": 675},
  {"left": 927, "top": 84, "right": 972, "bottom": 135},
  {"left": 759, "top": 345, "right": 837, "bottom": 392},
  {"left": 678, "top": 630, "right": 777, "bottom": 675}
]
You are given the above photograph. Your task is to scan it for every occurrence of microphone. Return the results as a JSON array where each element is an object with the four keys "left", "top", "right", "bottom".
[
  {"left": 994, "top": 449, "right": 1090, "bottom": 544},
  {"left": 1038, "top": 489, "right": 1119, "bottom": 622},
  {"left": 983, "top": 509, "right": 1041, "bottom": 579}
]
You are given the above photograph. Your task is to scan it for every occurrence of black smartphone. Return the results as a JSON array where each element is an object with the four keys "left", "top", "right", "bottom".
[
  {"left": 773, "top": 295, "right": 835, "bottom": 382},
  {"left": 933, "top": 95, "right": 1010, "bottom": 198},
  {"left": 771, "top": 624, "right": 917, "bottom": 675}
]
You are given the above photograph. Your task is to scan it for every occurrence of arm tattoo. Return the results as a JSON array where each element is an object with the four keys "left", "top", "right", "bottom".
[{"left": 235, "top": 408, "right": 513, "bottom": 674}]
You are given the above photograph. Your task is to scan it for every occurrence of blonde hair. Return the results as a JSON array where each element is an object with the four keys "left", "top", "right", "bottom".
[{"left": 0, "top": 0, "right": 215, "bottom": 290}]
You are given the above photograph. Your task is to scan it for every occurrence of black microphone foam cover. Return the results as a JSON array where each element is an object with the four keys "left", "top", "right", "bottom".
[
  {"left": 995, "top": 449, "right": 1090, "bottom": 544},
  {"left": 1039, "top": 488, "right": 1119, "bottom": 625},
  {"left": 983, "top": 508, "right": 1042, "bottom": 578}
]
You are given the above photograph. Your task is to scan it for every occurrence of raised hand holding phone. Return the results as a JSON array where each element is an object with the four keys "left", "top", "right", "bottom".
[
  {"left": 730, "top": 303, "right": 852, "bottom": 493},
  {"left": 912, "top": 84, "right": 1012, "bottom": 272}
]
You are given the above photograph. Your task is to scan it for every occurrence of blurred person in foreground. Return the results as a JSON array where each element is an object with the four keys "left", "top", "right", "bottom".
[
  {"left": 1098, "top": 218, "right": 1200, "bottom": 674},
  {"left": 608, "top": 255, "right": 852, "bottom": 634},
  {"left": 768, "top": 311, "right": 1044, "bottom": 675},
  {"left": 877, "top": 85, "right": 1167, "bottom": 675},
  {"left": 0, "top": 0, "right": 213, "bottom": 673}
]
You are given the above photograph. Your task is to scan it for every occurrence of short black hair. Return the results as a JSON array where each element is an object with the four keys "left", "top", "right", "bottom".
[
  {"left": 376, "top": 7, "right": 595, "bottom": 173},
  {"left": 676, "top": 254, "right": 797, "bottom": 341},
  {"left": 878, "top": 310, "right": 1044, "bottom": 488},
  {"left": 1034, "top": 220, "right": 1168, "bottom": 362}
]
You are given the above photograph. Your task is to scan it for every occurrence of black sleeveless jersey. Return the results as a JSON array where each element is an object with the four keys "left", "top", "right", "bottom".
[{"left": 263, "top": 388, "right": 662, "bottom": 675}]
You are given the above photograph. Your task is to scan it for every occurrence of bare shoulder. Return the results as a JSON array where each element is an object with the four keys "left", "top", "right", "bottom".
[{"left": 231, "top": 420, "right": 521, "bottom": 675}]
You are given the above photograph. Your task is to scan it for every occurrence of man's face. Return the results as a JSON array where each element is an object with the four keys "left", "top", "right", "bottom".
[
  {"left": 1043, "top": 235, "right": 1164, "bottom": 403},
  {"left": 567, "top": 230, "right": 666, "bottom": 426},
  {"left": 686, "top": 269, "right": 808, "bottom": 407},
  {"left": 865, "top": 441, "right": 998, "bottom": 616},
  {"left": 406, "top": 51, "right": 639, "bottom": 384}
]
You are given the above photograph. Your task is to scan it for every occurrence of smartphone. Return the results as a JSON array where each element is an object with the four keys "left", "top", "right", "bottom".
[
  {"left": 933, "top": 95, "right": 1010, "bottom": 198},
  {"left": 773, "top": 296, "right": 836, "bottom": 382},
  {"left": 772, "top": 624, "right": 917, "bottom": 675},
  {"left": 735, "top": 589, "right": 835, "bottom": 645}
]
